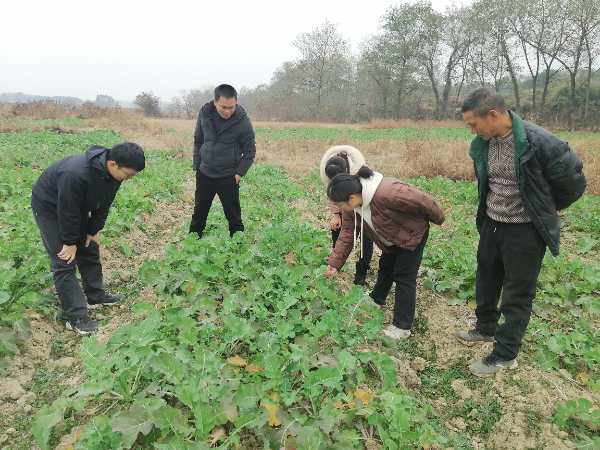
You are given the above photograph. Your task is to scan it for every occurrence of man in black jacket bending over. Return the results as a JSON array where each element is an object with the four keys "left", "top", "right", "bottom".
[
  {"left": 457, "top": 87, "right": 586, "bottom": 377},
  {"left": 189, "top": 84, "right": 256, "bottom": 239},
  {"left": 32, "top": 142, "right": 145, "bottom": 334}
]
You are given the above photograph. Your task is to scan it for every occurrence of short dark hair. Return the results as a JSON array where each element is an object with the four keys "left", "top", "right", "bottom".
[
  {"left": 214, "top": 84, "right": 237, "bottom": 101},
  {"left": 327, "top": 165, "right": 374, "bottom": 202},
  {"left": 461, "top": 87, "right": 507, "bottom": 117},
  {"left": 107, "top": 142, "right": 145, "bottom": 171}
]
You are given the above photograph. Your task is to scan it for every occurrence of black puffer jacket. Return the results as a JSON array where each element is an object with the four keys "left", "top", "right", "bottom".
[
  {"left": 192, "top": 102, "right": 256, "bottom": 177},
  {"left": 469, "top": 111, "right": 586, "bottom": 256},
  {"left": 31, "top": 146, "right": 122, "bottom": 245}
]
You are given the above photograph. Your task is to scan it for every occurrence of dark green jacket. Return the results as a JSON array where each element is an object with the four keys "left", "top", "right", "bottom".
[
  {"left": 193, "top": 102, "right": 256, "bottom": 178},
  {"left": 469, "top": 111, "right": 586, "bottom": 256}
]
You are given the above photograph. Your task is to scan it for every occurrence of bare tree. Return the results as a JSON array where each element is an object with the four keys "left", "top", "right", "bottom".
[
  {"left": 468, "top": 0, "right": 522, "bottom": 108},
  {"left": 357, "top": 35, "right": 397, "bottom": 118},
  {"left": 169, "top": 96, "right": 184, "bottom": 117},
  {"left": 133, "top": 91, "right": 161, "bottom": 117},
  {"left": 375, "top": 1, "right": 438, "bottom": 118},
  {"left": 439, "top": 4, "right": 472, "bottom": 117},
  {"left": 291, "top": 19, "right": 353, "bottom": 120},
  {"left": 551, "top": 0, "right": 600, "bottom": 128}
]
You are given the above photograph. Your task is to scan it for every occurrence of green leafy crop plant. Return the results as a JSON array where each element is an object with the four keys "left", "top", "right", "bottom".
[
  {"left": 33, "top": 164, "right": 452, "bottom": 449},
  {"left": 7, "top": 127, "right": 599, "bottom": 449},
  {"left": 255, "top": 127, "right": 474, "bottom": 142}
]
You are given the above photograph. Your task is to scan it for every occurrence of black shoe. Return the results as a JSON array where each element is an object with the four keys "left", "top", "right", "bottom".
[
  {"left": 353, "top": 276, "right": 366, "bottom": 286},
  {"left": 88, "top": 294, "right": 122, "bottom": 309},
  {"left": 470, "top": 353, "right": 518, "bottom": 377},
  {"left": 66, "top": 316, "right": 98, "bottom": 335},
  {"left": 456, "top": 329, "right": 495, "bottom": 347}
]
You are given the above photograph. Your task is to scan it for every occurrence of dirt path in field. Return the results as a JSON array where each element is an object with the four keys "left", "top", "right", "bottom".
[{"left": 1, "top": 176, "right": 599, "bottom": 450}]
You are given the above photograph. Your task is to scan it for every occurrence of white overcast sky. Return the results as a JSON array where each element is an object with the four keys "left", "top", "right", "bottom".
[{"left": 0, "top": 0, "right": 471, "bottom": 103}]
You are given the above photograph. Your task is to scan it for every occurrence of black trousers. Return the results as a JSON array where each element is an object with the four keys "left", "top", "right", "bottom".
[
  {"left": 369, "top": 228, "right": 429, "bottom": 330},
  {"left": 331, "top": 229, "right": 374, "bottom": 279},
  {"left": 189, "top": 171, "right": 244, "bottom": 238},
  {"left": 475, "top": 215, "right": 546, "bottom": 360},
  {"left": 33, "top": 212, "right": 108, "bottom": 319}
]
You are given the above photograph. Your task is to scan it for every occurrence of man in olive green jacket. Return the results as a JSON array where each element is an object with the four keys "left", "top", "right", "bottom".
[{"left": 457, "top": 87, "right": 586, "bottom": 377}]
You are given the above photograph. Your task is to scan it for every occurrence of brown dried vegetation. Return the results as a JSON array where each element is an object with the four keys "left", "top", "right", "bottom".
[{"left": 1, "top": 101, "right": 599, "bottom": 195}]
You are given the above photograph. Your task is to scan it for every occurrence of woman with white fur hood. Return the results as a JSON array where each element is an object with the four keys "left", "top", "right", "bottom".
[
  {"left": 320, "top": 145, "right": 373, "bottom": 286},
  {"left": 324, "top": 165, "right": 445, "bottom": 340}
]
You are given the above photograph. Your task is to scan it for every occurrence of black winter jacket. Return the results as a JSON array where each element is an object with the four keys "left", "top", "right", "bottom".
[
  {"left": 469, "top": 111, "right": 586, "bottom": 256},
  {"left": 31, "top": 146, "right": 122, "bottom": 245},
  {"left": 192, "top": 102, "right": 256, "bottom": 177}
]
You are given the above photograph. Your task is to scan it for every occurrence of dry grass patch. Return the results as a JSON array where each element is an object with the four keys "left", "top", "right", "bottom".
[
  {"left": 571, "top": 139, "right": 600, "bottom": 196},
  {"left": 2, "top": 103, "right": 598, "bottom": 195},
  {"left": 142, "top": 117, "right": 467, "bottom": 132},
  {"left": 255, "top": 138, "right": 475, "bottom": 182}
]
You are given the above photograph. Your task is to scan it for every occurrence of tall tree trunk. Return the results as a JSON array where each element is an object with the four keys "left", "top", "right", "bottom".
[{"left": 501, "top": 40, "right": 521, "bottom": 110}]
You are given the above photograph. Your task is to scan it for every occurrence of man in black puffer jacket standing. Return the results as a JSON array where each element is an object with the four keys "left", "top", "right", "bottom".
[
  {"left": 189, "top": 84, "right": 256, "bottom": 239},
  {"left": 32, "top": 142, "right": 145, "bottom": 334},
  {"left": 456, "top": 87, "right": 586, "bottom": 377}
]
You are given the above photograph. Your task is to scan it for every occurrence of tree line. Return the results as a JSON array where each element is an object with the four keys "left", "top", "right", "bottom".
[{"left": 150, "top": 0, "right": 600, "bottom": 130}]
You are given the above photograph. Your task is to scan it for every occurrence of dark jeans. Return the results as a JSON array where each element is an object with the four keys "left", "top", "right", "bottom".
[
  {"left": 475, "top": 216, "right": 546, "bottom": 360},
  {"left": 33, "top": 212, "right": 108, "bottom": 319},
  {"left": 331, "top": 229, "right": 374, "bottom": 279},
  {"left": 189, "top": 171, "right": 244, "bottom": 238},
  {"left": 369, "top": 228, "right": 429, "bottom": 330}
]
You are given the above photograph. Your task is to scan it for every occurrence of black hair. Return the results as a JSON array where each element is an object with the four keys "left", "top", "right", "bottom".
[
  {"left": 325, "top": 154, "right": 349, "bottom": 179},
  {"left": 107, "top": 142, "right": 145, "bottom": 171},
  {"left": 214, "top": 84, "right": 237, "bottom": 101},
  {"left": 327, "top": 165, "right": 374, "bottom": 202},
  {"left": 460, "top": 87, "right": 507, "bottom": 117}
]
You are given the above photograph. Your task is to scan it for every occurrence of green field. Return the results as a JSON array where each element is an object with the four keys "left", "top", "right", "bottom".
[{"left": 0, "top": 127, "right": 599, "bottom": 449}]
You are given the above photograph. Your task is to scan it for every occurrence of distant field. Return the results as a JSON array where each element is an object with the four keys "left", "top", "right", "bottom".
[{"left": 1, "top": 117, "right": 598, "bottom": 195}]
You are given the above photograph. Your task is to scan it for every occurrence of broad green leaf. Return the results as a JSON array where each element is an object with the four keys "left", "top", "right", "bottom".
[
  {"left": 531, "top": 349, "right": 561, "bottom": 371},
  {"left": 435, "top": 281, "right": 453, "bottom": 291},
  {"left": 448, "top": 297, "right": 467, "bottom": 306},
  {"left": 335, "top": 349, "right": 357, "bottom": 371},
  {"left": 131, "top": 302, "right": 154, "bottom": 314},
  {"left": 317, "top": 403, "right": 346, "bottom": 433},
  {"left": 77, "top": 336, "right": 110, "bottom": 376},
  {"left": 275, "top": 411, "right": 302, "bottom": 437},
  {"left": 174, "top": 382, "right": 200, "bottom": 409},
  {"left": 149, "top": 352, "right": 187, "bottom": 384},
  {"left": 153, "top": 405, "right": 193, "bottom": 435},
  {"left": 13, "top": 317, "right": 32, "bottom": 340},
  {"left": 307, "top": 367, "right": 343, "bottom": 390},
  {"left": 232, "top": 383, "right": 265, "bottom": 409},
  {"left": 0, "top": 291, "right": 10, "bottom": 305},
  {"left": 111, "top": 404, "right": 153, "bottom": 440},
  {"left": 234, "top": 406, "right": 269, "bottom": 429},
  {"left": 193, "top": 402, "right": 215, "bottom": 439},
  {"left": 120, "top": 242, "right": 132, "bottom": 257},
  {"left": 179, "top": 330, "right": 199, "bottom": 346},
  {"left": 73, "top": 379, "right": 114, "bottom": 397},
  {"left": 0, "top": 326, "right": 17, "bottom": 353},
  {"left": 129, "top": 311, "right": 162, "bottom": 346},
  {"left": 32, "top": 405, "right": 64, "bottom": 449},
  {"left": 194, "top": 296, "right": 218, "bottom": 309},
  {"left": 296, "top": 426, "right": 328, "bottom": 450},
  {"left": 75, "top": 415, "right": 123, "bottom": 449},
  {"left": 331, "top": 429, "right": 365, "bottom": 449},
  {"left": 155, "top": 440, "right": 211, "bottom": 450},
  {"left": 357, "top": 353, "right": 397, "bottom": 388},
  {"left": 575, "top": 237, "right": 598, "bottom": 254}
]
